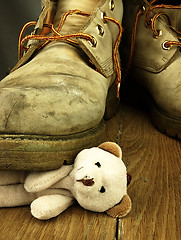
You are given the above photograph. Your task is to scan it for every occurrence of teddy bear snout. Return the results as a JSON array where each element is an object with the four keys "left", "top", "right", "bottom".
[{"left": 77, "top": 178, "right": 95, "bottom": 186}]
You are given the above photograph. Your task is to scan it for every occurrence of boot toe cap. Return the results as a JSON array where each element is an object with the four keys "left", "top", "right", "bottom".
[{"left": 0, "top": 77, "right": 107, "bottom": 136}]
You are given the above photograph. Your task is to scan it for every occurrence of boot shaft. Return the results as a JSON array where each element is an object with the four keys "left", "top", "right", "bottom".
[
  {"left": 120, "top": 0, "right": 181, "bottom": 74},
  {"left": 41, "top": 0, "right": 101, "bottom": 34}
]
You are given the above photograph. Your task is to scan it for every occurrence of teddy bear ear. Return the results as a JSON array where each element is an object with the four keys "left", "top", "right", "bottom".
[
  {"left": 106, "top": 195, "right": 131, "bottom": 218},
  {"left": 98, "top": 142, "right": 122, "bottom": 158}
]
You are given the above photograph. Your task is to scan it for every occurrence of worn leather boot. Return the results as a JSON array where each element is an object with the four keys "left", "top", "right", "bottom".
[
  {"left": 120, "top": 0, "right": 181, "bottom": 139},
  {"left": 0, "top": 0, "right": 123, "bottom": 170}
]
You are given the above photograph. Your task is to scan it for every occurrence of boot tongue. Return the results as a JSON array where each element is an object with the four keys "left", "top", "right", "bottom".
[{"left": 53, "top": 0, "right": 100, "bottom": 34}]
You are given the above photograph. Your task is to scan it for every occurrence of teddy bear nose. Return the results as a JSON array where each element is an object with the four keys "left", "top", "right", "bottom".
[{"left": 77, "top": 178, "right": 95, "bottom": 186}]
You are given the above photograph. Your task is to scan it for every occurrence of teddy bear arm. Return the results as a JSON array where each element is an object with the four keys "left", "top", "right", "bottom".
[
  {"left": 24, "top": 165, "right": 73, "bottom": 192},
  {"left": 31, "top": 194, "right": 75, "bottom": 220},
  {"left": 106, "top": 195, "right": 132, "bottom": 218}
]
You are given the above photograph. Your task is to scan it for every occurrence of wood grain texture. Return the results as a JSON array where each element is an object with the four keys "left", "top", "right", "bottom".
[
  {"left": 119, "top": 104, "right": 181, "bottom": 240},
  {"left": 0, "top": 204, "right": 116, "bottom": 240},
  {"left": 0, "top": 103, "right": 180, "bottom": 239}
]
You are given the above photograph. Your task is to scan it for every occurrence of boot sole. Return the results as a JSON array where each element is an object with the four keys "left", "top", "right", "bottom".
[
  {"left": 143, "top": 92, "right": 181, "bottom": 140},
  {"left": 121, "top": 83, "right": 181, "bottom": 140},
  {"left": 0, "top": 121, "right": 106, "bottom": 171},
  {"left": 0, "top": 84, "right": 119, "bottom": 171}
]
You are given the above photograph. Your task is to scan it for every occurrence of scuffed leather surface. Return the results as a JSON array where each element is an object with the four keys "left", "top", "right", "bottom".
[
  {"left": 121, "top": 0, "right": 181, "bottom": 118},
  {"left": 78, "top": 0, "right": 123, "bottom": 79},
  {"left": 0, "top": 43, "right": 108, "bottom": 135},
  {"left": 0, "top": 0, "right": 123, "bottom": 136}
]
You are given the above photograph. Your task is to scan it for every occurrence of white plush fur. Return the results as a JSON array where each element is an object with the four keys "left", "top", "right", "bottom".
[{"left": 71, "top": 147, "right": 127, "bottom": 212}]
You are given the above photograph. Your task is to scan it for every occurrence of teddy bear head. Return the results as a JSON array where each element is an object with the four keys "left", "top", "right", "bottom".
[{"left": 70, "top": 142, "right": 131, "bottom": 217}]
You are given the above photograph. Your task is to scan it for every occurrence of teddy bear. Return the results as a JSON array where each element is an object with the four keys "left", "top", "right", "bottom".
[{"left": 0, "top": 142, "right": 131, "bottom": 220}]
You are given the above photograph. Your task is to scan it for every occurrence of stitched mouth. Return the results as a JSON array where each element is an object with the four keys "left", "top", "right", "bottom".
[{"left": 77, "top": 167, "right": 84, "bottom": 171}]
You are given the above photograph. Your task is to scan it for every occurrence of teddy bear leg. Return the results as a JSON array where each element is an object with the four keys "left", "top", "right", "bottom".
[
  {"left": 31, "top": 194, "right": 75, "bottom": 220},
  {"left": 0, "top": 184, "right": 35, "bottom": 207}
]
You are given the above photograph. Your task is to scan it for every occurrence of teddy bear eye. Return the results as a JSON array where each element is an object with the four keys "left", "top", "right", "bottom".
[
  {"left": 100, "top": 186, "right": 106, "bottom": 193},
  {"left": 95, "top": 162, "right": 101, "bottom": 168}
]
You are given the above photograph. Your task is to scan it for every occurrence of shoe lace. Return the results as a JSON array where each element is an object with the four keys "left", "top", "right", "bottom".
[
  {"left": 127, "top": 0, "right": 181, "bottom": 71},
  {"left": 18, "top": 9, "right": 123, "bottom": 98}
]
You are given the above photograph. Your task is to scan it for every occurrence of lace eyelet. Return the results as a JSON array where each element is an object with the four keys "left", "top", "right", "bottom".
[
  {"left": 88, "top": 36, "right": 97, "bottom": 47},
  {"left": 142, "top": 6, "right": 146, "bottom": 12},
  {"left": 140, "top": 5, "right": 146, "bottom": 15},
  {"left": 101, "top": 11, "right": 107, "bottom": 23},
  {"left": 162, "top": 41, "right": 171, "bottom": 50},
  {"left": 96, "top": 24, "right": 104, "bottom": 37},
  {"left": 153, "top": 29, "right": 163, "bottom": 39},
  {"left": 109, "top": 0, "right": 115, "bottom": 11}
]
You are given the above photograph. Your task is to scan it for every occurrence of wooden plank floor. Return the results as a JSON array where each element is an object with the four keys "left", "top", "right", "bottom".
[
  {"left": 0, "top": 102, "right": 180, "bottom": 240},
  {"left": 119, "top": 103, "right": 181, "bottom": 240}
]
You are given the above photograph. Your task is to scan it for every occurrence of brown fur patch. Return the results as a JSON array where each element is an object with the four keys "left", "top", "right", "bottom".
[
  {"left": 106, "top": 195, "right": 132, "bottom": 218},
  {"left": 98, "top": 142, "right": 121, "bottom": 158}
]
